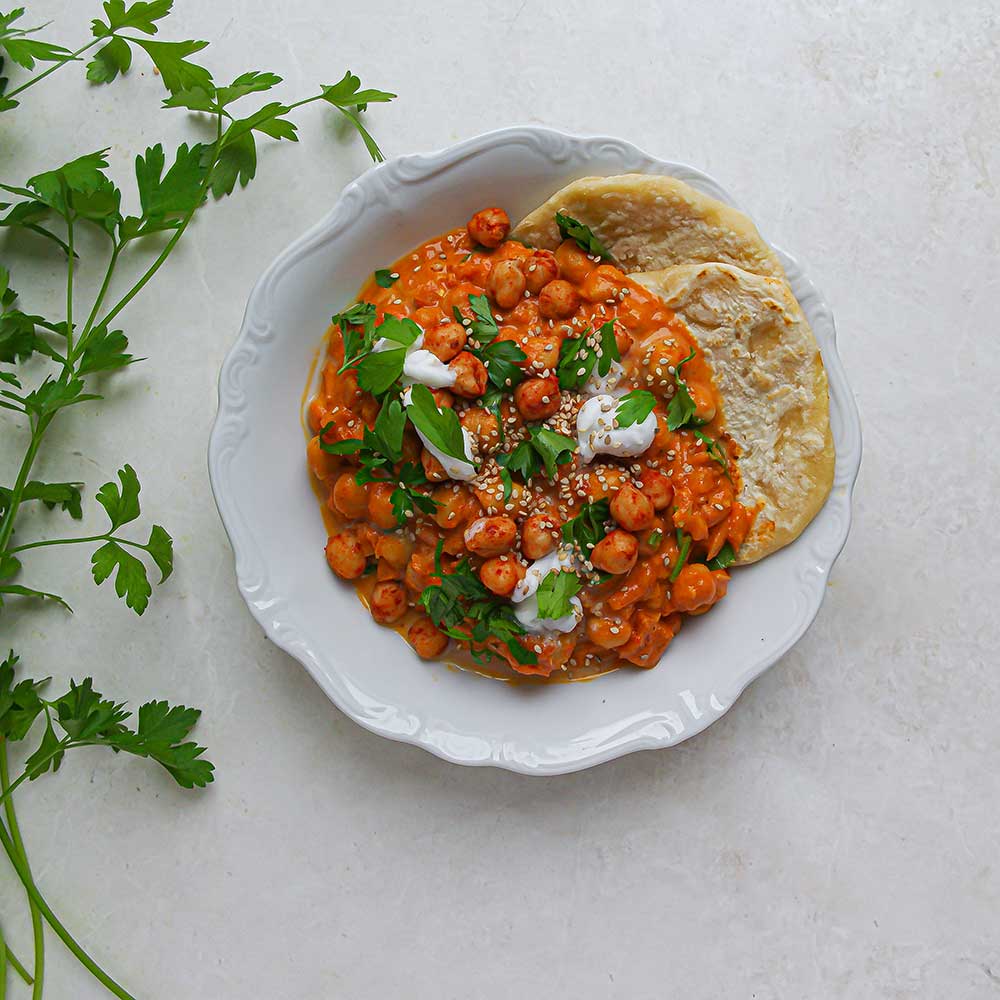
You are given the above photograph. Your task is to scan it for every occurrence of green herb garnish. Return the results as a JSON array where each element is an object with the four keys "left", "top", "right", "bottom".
[
  {"left": 536, "top": 569, "right": 581, "bottom": 620},
  {"left": 374, "top": 268, "right": 397, "bottom": 288},
  {"left": 333, "top": 301, "right": 378, "bottom": 373},
  {"left": 453, "top": 293, "right": 500, "bottom": 344},
  {"left": 562, "top": 499, "right": 610, "bottom": 555},
  {"left": 421, "top": 542, "right": 536, "bottom": 666},
  {"left": 670, "top": 529, "right": 692, "bottom": 582},
  {"left": 472, "top": 337, "right": 526, "bottom": 392},
  {"left": 666, "top": 347, "right": 705, "bottom": 431},
  {"left": 353, "top": 315, "right": 421, "bottom": 396},
  {"left": 497, "top": 426, "right": 575, "bottom": 482},
  {"left": 554, "top": 210, "right": 613, "bottom": 261},
  {"left": 706, "top": 542, "right": 736, "bottom": 571},
  {"left": 692, "top": 429, "right": 729, "bottom": 477},
  {"left": 616, "top": 389, "right": 657, "bottom": 428},
  {"left": 405, "top": 384, "right": 473, "bottom": 467},
  {"left": 647, "top": 529, "right": 663, "bottom": 548}
]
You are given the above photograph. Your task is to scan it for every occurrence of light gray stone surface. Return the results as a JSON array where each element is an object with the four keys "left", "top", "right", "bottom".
[{"left": 1, "top": 1, "right": 997, "bottom": 996}]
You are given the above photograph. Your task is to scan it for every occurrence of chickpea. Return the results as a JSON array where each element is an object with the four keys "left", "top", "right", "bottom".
[
  {"left": 506, "top": 299, "right": 541, "bottom": 327},
  {"left": 555, "top": 239, "right": 597, "bottom": 284},
  {"left": 325, "top": 530, "right": 368, "bottom": 580},
  {"left": 442, "top": 524, "right": 468, "bottom": 555},
  {"left": 412, "top": 280, "right": 447, "bottom": 308},
  {"left": 590, "top": 529, "right": 638, "bottom": 575},
  {"left": 586, "top": 615, "right": 632, "bottom": 650},
  {"left": 521, "top": 335, "right": 561, "bottom": 373},
  {"left": 370, "top": 580, "right": 408, "bottom": 624},
  {"left": 610, "top": 483, "right": 656, "bottom": 532},
  {"left": 422, "top": 322, "right": 467, "bottom": 363},
  {"left": 432, "top": 484, "right": 474, "bottom": 530},
  {"left": 538, "top": 279, "right": 581, "bottom": 319},
  {"left": 639, "top": 469, "right": 674, "bottom": 510},
  {"left": 449, "top": 351, "right": 488, "bottom": 398},
  {"left": 460, "top": 407, "right": 500, "bottom": 453},
  {"left": 404, "top": 549, "right": 437, "bottom": 594},
  {"left": 614, "top": 324, "right": 633, "bottom": 357},
  {"left": 479, "top": 556, "right": 524, "bottom": 597},
  {"left": 514, "top": 375, "right": 561, "bottom": 421},
  {"left": 686, "top": 466, "right": 717, "bottom": 496},
  {"left": 686, "top": 380, "right": 717, "bottom": 424},
  {"left": 467, "top": 207, "right": 510, "bottom": 248},
  {"left": 412, "top": 305, "right": 446, "bottom": 329},
  {"left": 307, "top": 435, "right": 339, "bottom": 481},
  {"left": 475, "top": 478, "right": 526, "bottom": 516},
  {"left": 375, "top": 532, "right": 413, "bottom": 571},
  {"left": 368, "top": 482, "right": 399, "bottom": 531},
  {"left": 408, "top": 615, "right": 449, "bottom": 659},
  {"left": 524, "top": 249, "right": 560, "bottom": 294},
  {"left": 486, "top": 259, "right": 527, "bottom": 310},
  {"left": 431, "top": 388, "right": 455, "bottom": 409},
  {"left": 671, "top": 563, "right": 717, "bottom": 613},
  {"left": 521, "top": 513, "right": 558, "bottom": 560},
  {"left": 421, "top": 447, "right": 448, "bottom": 482},
  {"left": 464, "top": 515, "right": 518, "bottom": 557},
  {"left": 580, "top": 465, "right": 630, "bottom": 502},
  {"left": 307, "top": 397, "right": 328, "bottom": 434},
  {"left": 580, "top": 264, "right": 624, "bottom": 304},
  {"left": 331, "top": 472, "right": 368, "bottom": 520}
]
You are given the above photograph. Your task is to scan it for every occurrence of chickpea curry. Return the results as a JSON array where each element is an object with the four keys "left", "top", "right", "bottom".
[{"left": 305, "top": 205, "right": 758, "bottom": 680}]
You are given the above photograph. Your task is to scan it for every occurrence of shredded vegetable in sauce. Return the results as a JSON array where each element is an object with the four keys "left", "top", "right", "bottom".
[{"left": 305, "top": 206, "right": 757, "bottom": 681}]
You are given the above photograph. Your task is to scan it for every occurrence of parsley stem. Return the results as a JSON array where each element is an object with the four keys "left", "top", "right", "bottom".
[
  {"left": 0, "top": 812, "right": 135, "bottom": 1000},
  {"left": 64, "top": 216, "right": 75, "bottom": 357},
  {"left": 1, "top": 941, "right": 30, "bottom": 989},
  {"left": 0, "top": 744, "right": 44, "bottom": 1000},
  {"left": 71, "top": 238, "right": 122, "bottom": 365},
  {"left": 6, "top": 532, "right": 147, "bottom": 556},
  {"left": 0, "top": 923, "right": 6, "bottom": 1000},
  {"left": 3, "top": 38, "right": 101, "bottom": 103},
  {"left": 0, "top": 416, "right": 52, "bottom": 554}
]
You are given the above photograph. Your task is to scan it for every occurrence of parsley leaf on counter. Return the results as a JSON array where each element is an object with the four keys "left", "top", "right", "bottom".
[
  {"left": 562, "top": 499, "right": 610, "bottom": 555},
  {"left": 555, "top": 211, "right": 613, "bottom": 262},
  {"left": 405, "top": 384, "right": 472, "bottom": 466},
  {"left": 616, "top": 389, "right": 656, "bottom": 428},
  {"left": 536, "top": 570, "right": 581, "bottom": 620}
]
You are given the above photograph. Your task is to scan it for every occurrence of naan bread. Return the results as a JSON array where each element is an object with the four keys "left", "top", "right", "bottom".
[
  {"left": 512, "top": 174, "right": 785, "bottom": 279},
  {"left": 631, "top": 264, "right": 835, "bottom": 563}
]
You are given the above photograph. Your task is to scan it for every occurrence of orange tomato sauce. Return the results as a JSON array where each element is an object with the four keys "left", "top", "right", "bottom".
[{"left": 304, "top": 210, "right": 756, "bottom": 682}]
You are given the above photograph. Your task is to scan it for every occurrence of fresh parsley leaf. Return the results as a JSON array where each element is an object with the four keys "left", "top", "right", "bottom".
[
  {"left": 420, "top": 542, "right": 536, "bottom": 667},
  {"left": 667, "top": 347, "right": 703, "bottom": 431},
  {"left": 706, "top": 542, "right": 736, "bottom": 571},
  {"left": 498, "top": 426, "right": 575, "bottom": 483},
  {"left": 90, "top": 541, "right": 152, "bottom": 614},
  {"left": 145, "top": 523, "right": 173, "bottom": 582},
  {"left": 405, "top": 384, "right": 471, "bottom": 466},
  {"left": 536, "top": 569, "right": 581, "bottom": 620},
  {"left": 0, "top": 481, "right": 83, "bottom": 519},
  {"left": 333, "top": 301, "right": 378, "bottom": 372},
  {"left": 374, "top": 268, "right": 397, "bottom": 288},
  {"left": 556, "top": 333, "right": 597, "bottom": 391},
  {"left": 23, "top": 375, "right": 101, "bottom": 417},
  {"left": 96, "top": 464, "right": 142, "bottom": 530},
  {"left": 91, "top": 0, "right": 174, "bottom": 37},
  {"left": 0, "top": 9, "right": 72, "bottom": 71},
  {"left": 597, "top": 320, "right": 620, "bottom": 376},
  {"left": 0, "top": 650, "right": 45, "bottom": 741},
  {"left": 616, "top": 389, "right": 656, "bottom": 428},
  {"left": 127, "top": 142, "right": 208, "bottom": 234},
  {"left": 320, "top": 71, "right": 396, "bottom": 162},
  {"left": 128, "top": 38, "right": 211, "bottom": 94},
  {"left": 562, "top": 499, "right": 610, "bottom": 555},
  {"left": 389, "top": 462, "right": 436, "bottom": 524},
  {"left": 86, "top": 35, "right": 131, "bottom": 83},
  {"left": 356, "top": 346, "right": 405, "bottom": 396},
  {"left": 554, "top": 210, "right": 613, "bottom": 261},
  {"left": 0, "top": 584, "right": 71, "bottom": 611},
  {"left": 692, "top": 429, "right": 729, "bottom": 476},
  {"left": 473, "top": 337, "right": 526, "bottom": 391},
  {"left": 670, "top": 530, "right": 691, "bottom": 583},
  {"left": 77, "top": 325, "right": 135, "bottom": 375}
]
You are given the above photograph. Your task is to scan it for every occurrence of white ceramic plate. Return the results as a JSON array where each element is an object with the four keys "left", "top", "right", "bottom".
[{"left": 208, "top": 126, "right": 862, "bottom": 775}]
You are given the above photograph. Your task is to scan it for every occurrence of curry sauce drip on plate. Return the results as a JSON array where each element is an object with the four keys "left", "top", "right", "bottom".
[{"left": 305, "top": 207, "right": 757, "bottom": 681}]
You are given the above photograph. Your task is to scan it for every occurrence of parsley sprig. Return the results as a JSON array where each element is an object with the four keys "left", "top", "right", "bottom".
[
  {"left": 554, "top": 210, "right": 613, "bottom": 262},
  {"left": 666, "top": 347, "right": 707, "bottom": 431},
  {"left": 562, "top": 499, "right": 611, "bottom": 557},
  {"left": 405, "top": 384, "right": 473, "bottom": 467},
  {"left": 555, "top": 320, "right": 619, "bottom": 392},
  {"left": 322, "top": 399, "right": 436, "bottom": 525},
  {"left": 420, "top": 543, "right": 536, "bottom": 666},
  {"left": 616, "top": 389, "right": 657, "bottom": 428},
  {"left": 496, "top": 426, "right": 576, "bottom": 484}
]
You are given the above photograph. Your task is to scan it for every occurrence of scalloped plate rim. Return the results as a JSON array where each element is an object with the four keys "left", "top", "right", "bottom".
[{"left": 208, "top": 125, "right": 862, "bottom": 775}]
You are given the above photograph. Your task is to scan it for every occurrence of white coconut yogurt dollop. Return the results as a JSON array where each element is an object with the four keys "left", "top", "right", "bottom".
[{"left": 576, "top": 393, "right": 657, "bottom": 464}]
